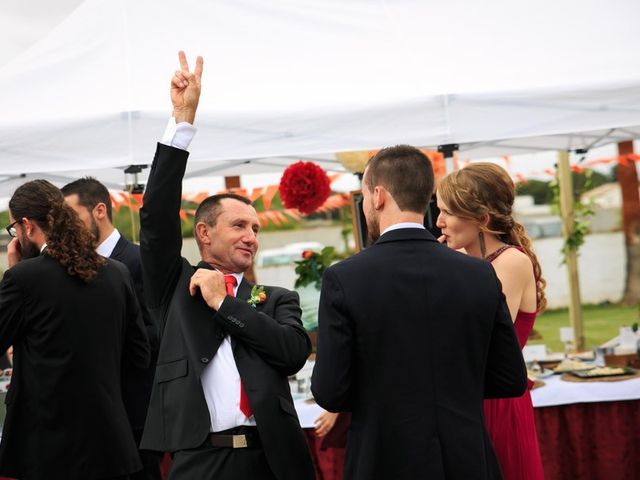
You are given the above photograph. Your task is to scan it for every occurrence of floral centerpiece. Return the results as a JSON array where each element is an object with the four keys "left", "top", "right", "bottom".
[
  {"left": 294, "top": 247, "right": 335, "bottom": 290},
  {"left": 294, "top": 246, "right": 335, "bottom": 331}
]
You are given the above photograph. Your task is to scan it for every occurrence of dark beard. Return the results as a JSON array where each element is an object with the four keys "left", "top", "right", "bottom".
[
  {"left": 20, "top": 238, "right": 41, "bottom": 259},
  {"left": 90, "top": 218, "right": 100, "bottom": 243},
  {"left": 366, "top": 217, "right": 380, "bottom": 245}
]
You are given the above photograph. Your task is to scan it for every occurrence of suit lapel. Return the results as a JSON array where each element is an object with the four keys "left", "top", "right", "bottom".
[
  {"left": 109, "top": 235, "right": 128, "bottom": 259},
  {"left": 231, "top": 278, "right": 253, "bottom": 353},
  {"left": 193, "top": 261, "right": 252, "bottom": 353},
  {"left": 236, "top": 278, "right": 253, "bottom": 301}
]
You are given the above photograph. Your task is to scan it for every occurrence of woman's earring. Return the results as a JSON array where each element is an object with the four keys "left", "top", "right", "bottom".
[{"left": 479, "top": 231, "right": 486, "bottom": 259}]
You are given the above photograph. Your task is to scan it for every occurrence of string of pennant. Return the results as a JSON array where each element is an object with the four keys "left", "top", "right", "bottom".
[
  {"left": 108, "top": 152, "right": 638, "bottom": 224},
  {"left": 109, "top": 175, "right": 350, "bottom": 227},
  {"left": 459, "top": 153, "right": 639, "bottom": 183}
]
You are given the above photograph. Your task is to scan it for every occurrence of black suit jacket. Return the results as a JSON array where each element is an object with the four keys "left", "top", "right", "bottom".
[
  {"left": 111, "top": 234, "right": 159, "bottom": 432},
  {"left": 311, "top": 228, "right": 527, "bottom": 480},
  {"left": 139, "top": 143, "right": 314, "bottom": 480},
  {"left": 0, "top": 254, "right": 150, "bottom": 480}
]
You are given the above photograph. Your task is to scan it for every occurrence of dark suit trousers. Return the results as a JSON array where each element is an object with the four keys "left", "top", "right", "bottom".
[
  {"left": 168, "top": 428, "right": 276, "bottom": 480},
  {"left": 131, "top": 428, "right": 162, "bottom": 480}
]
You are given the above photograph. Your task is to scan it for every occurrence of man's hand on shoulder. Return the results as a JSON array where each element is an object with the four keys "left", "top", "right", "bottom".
[
  {"left": 189, "top": 268, "right": 227, "bottom": 310},
  {"left": 171, "top": 50, "right": 203, "bottom": 125}
]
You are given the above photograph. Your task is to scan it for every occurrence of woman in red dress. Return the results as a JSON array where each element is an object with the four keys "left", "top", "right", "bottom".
[{"left": 436, "top": 162, "right": 546, "bottom": 480}]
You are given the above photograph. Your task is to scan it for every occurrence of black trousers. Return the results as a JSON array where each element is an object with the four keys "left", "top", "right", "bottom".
[
  {"left": 168, "top": 427, "right": 277, "bottom": 480},
  {"left": 131, "top": 428, "right": 162, "bottom": 480}
]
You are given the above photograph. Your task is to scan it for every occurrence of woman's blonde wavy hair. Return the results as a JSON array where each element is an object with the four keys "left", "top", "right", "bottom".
[{"left": 438, "top": 163, "right": 547, "bottom": 312}]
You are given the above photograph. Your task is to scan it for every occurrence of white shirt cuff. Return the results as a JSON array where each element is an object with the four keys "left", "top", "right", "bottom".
[{"left": 160, "top": 116, "right": 197, "bottom": 151}]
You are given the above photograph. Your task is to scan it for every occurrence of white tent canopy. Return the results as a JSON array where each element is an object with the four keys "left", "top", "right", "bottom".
[{"left": 1, "top": 0, "right": 640, "bottom": 188}]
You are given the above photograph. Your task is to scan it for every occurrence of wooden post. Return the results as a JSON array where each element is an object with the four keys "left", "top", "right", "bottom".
[
  {"left": 557, "top": 150, "right": 584, "bottom": 351},
  {"left": 617, "top": 141, "right": 640, "bottom": 305}
]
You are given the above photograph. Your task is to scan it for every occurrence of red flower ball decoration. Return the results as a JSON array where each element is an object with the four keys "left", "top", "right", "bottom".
[{"left": 279, "top": 161, "right": 331, "bottom": 214}]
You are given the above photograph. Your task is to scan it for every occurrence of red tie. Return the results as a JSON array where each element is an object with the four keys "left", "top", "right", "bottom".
[{"left": 223, "top": 275, "right": 253, "bottom": 418}]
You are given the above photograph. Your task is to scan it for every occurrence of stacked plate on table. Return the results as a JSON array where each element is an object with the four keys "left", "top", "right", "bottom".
[
  {"left": 550, "top": 359, "right": 636, "bottom": 378},
  {"left": 552, "top": 359, "right": 596, "bottom": 374},
  {"left": 569, "top": 366, "right": 635, "bottom": 378}
]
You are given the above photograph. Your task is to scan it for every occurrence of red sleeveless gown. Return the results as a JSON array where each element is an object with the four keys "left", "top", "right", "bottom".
[{"left": 483, "top": 247, "right": 545, "bottom": 479}]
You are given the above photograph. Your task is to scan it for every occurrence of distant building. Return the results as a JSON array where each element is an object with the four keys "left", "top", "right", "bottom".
[
  {"left": 580, "top": 183, "right": 634, "bottom": 232},
  {"left": 514, "top": 195, "right": 561, "bottom": 239}
]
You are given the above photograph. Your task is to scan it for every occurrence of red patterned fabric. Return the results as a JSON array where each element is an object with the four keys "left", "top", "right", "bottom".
[
  {"left": 305, "top": 400, "right": 640, "bottom": 480},
  {"left": 535, "top": 399, "right": 640, "bottom": 480},
  {"left": 303, "top": 430, "right": 345, "bottom": 480}
]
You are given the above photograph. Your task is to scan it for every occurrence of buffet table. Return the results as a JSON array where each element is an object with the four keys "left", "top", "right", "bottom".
[
  {"left": 296, "top": 374, "right": 640, "bottom": 480},
  {"left": 530, "top": 375, "right": 640, "bottom": 480}
]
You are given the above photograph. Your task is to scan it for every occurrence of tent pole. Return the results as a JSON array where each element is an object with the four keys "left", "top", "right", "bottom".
[
  {"left": 557, "top": 150, "right": 584, "bottom": 351},
  {"left": 438, "top": 144, "right": 459, "bottom": 173}
]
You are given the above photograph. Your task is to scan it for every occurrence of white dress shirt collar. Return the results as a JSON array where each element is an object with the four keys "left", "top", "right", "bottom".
[
  {"left": 381, "top": 222, "right": 425, "bottom": 237},
  {"left": 97, "top": 228, "right": 121, "bottom": 258}
]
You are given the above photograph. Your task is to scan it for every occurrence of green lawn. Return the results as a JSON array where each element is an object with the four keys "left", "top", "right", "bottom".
[{"left": 528, "top": 303, "right": 639, "bottom": 352}]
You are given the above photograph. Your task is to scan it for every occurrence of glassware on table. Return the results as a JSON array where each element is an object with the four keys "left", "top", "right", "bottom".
[
  {"left": 559, "top": 327, "right": 575, "bottom": 357},
  {"left": 594, "top": 347, "right": 606, "bottom": 367}
]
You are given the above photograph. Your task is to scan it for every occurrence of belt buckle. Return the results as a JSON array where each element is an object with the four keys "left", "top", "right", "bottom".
[{"left": 232, "top": 434, "right": 248, "bottom": 448}]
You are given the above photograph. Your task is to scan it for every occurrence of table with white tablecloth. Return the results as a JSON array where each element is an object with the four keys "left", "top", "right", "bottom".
[{"left": 296, "top": 374, "right": 640, "bottom": 480}]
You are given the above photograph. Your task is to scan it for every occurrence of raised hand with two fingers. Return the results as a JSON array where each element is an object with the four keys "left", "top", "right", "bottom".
[{"left": 171, "top": 50, "right": 203, "bottom": 124}]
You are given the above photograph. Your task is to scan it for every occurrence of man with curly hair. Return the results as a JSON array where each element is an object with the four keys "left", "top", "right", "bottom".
[
  {"left": 0, "top": 179, "right": 150, "bottom": 480},
  {"left": 62, "top": 176, "right": 161, "bottom": 480}
]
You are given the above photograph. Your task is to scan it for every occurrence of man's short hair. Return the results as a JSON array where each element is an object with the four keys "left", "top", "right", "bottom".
[
  {"left": 365, "top": 145, "right": 434, "bottom": 215},
  {"left": 194, "top": 193, "right": 252, "bottom": 228},
  {"left": 61, "top": 177, "right": 113, "bottom": 222}
]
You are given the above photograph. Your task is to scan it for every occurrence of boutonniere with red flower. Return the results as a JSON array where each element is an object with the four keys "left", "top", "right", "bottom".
[{"left": 247, "top": 285, "right": 267, "bottom": 307}]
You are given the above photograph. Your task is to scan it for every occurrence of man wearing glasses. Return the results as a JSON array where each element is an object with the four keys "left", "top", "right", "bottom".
[{"left": 0, "top": 180, "right": 150, "bottom": 480}]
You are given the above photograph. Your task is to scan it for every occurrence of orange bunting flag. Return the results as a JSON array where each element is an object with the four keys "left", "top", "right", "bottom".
[
  {"left": 275, "top": 211, "right": 289, "bottom": 224},
  {"left": 425, "top": 150, "right": 445, "bottom": 179},
  {"left": 249, "top": 188, "right": 263, "bottom": 203},
  {"left": 131, "top": 193, "right": 144, "bottom": 206},
  {"left": 284, "top": 209, "right": 302, "bottom": 221},
  {"left": 266, "top": 211, "right": 281, "bottom": 226},
  {"left": 585, "top": 158, "right": 614, "bottom": 167},
  {"left": 262, "top": 185, "right": 279, "bottom": 211},
  {"left": 184, "top": 192, "right": 210, "bottom": 205},
  {"left": 109, "top": 193, "right": 122, "bottom": 212},
  {"left": 229, "top": 187, "right": 248, "bottom": 197},
  {"left": 257, "top": 213, "right": 270, "bottom": 228}
]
